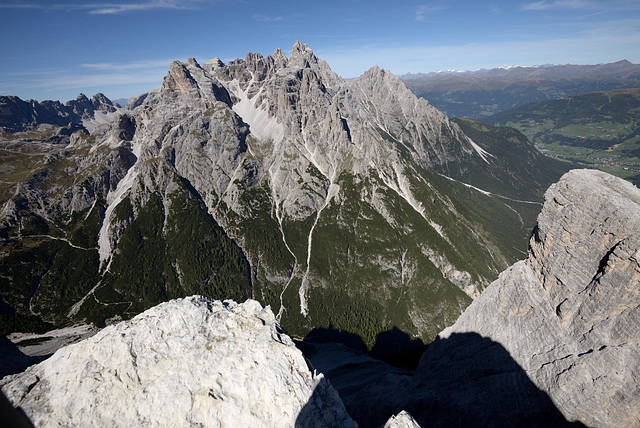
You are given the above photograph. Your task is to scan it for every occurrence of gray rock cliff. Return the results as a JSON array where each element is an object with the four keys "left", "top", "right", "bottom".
[{"left": 428, "top": 169, "right": 640, "bottom": 427}]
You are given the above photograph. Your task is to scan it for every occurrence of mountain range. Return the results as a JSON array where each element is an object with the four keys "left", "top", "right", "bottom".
[
  {"left": 1, "top": 42, "right": 640, "bottom": 428},
  {"left": 0, "top": 42, "right": 569, "bottom": 348},
  {"left": 402, "top": 59, "right": 640, "bottom": 119}
]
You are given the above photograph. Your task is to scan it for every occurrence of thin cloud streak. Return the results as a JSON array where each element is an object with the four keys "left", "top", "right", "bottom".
[
  {"left": 252, "top": 14, "right": 284, "bottom": 22},
  {"left": 520, "top": 0, "right": 640, "bottom": 11},
  {"left": 81, "top": 59, "right": 174, "bottom": 71},
  {"left": 415, "top": 4, "right": 444, "bottom": 22},
  {"left": 0, "top": 1, "right": 204, "bottom": 15}
]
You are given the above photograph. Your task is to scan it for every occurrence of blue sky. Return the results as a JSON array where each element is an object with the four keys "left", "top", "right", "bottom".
[{"left": 1, "top": 0, "right": 639, "bottom": 102}]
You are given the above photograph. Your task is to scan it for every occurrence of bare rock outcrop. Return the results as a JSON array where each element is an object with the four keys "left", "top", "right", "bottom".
[
  {"left": 423, "top": 169, "right": 640, "bottom": 427},
  {"left": 0, "top": 297, "right": 355, "bottom": 427}
]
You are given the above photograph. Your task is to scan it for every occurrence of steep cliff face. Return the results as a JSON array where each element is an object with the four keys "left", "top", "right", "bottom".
[
  {"left": 0, "top": 297, "right": 356, "bottom": 427},
  {"left": 428, "top": 169, "right": 640, "bottom": 427},
  {"left": 0, "top": 42, "right": 568, "bottom": 346}
]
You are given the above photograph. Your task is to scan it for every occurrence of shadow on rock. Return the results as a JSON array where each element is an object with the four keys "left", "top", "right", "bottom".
[
  {"left": 294, "top": 372, "right": 357, "bottom": 427},
  {"left": 371, "top": 327, "right": 428, "bottom": 370},
  {"left": 298, "top": 329, "right": 588, "bottom": 428},
  {"left": 0, "top": 389, "right": 35, "bottom": 428},
  {"left": 0, "top": 338, "right": 49, "bottom": 379},
  {"left": 300, "top": 327, "right": 368, "bottom": 354},
  {"left": 407, "top": 332, "right": 587, "bottom": 427}
]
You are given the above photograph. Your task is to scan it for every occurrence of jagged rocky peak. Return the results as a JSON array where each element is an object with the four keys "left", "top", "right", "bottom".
[
  {"left": 90, "top": 92, "right": 118, "bottom": 110},
  {"left": 0, "top": 297, "right": 356, "bottom": 427},
  {"left": 289, "top": 40, "right": 318, "bottom": 69},
  {"left": 163, "top": 60, "right": 200, "bottom": 92},
  {"left": 161, "top": 58, "right": 232, "bottom": 108},
  {"left": 384, "top": 411, "right": 422, "bottom": 428}
]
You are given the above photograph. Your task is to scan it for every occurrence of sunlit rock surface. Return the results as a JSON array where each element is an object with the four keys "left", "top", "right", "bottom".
[
  {"left": 431, "top": 169, "right": 640, "bottom": 427},
  {"left": 0, "top": 297, "right": 355, "bottom": 427}
]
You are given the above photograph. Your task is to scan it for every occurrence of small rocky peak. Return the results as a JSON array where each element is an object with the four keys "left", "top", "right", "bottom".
[
  {"left": 356, "top": 65, "right": 409, "bottom": 96},
  {"left": 204, "top": 57, "right": 225, "bottom": 71},
  {"left": 271, "top": 48, "right": 288, "bottom": 69},
  {"left": 187, "top": 57, "right": 201, "bottom": 68},
  {"left": 361, "top": 65, "right": 391, "bottom": 81},
  {"left": 66, "top": 93, "right": 95, "bottom": 118},
  {"left": 245, "top": 52, "right": 265, "bottom": 63},
  {"left": 289, "top": 41, "right": 318, "bottom": 69},
  {"left": 244, "top": 52, "right": 273, "bottom": 82},
  {"left": 384, "top": 411, "right": 422, "bottom": 428},
  {"left": 162, "top": 60, "right": 199, "bottom": 92},
  {"left": 66, "top": 93, "right": 91, "bottom": 108},
  {"left": 90, "top": 93, "right": 117, "bottom": 112}
]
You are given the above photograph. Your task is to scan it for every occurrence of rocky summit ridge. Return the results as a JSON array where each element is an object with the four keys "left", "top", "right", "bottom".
[
  {"left": 0, "top": 93, "right": 120, "bottom": 133},
  {"left": 0, "top": 42, "right": 568, "bottom": 350}
]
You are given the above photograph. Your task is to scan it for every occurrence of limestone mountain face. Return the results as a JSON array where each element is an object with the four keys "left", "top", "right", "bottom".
[
  {"left": 0, "top": 297, "right": 356, "bottom": 427},
  {"left": 0, "top": 42, "right": 567, "bottom": 346}
]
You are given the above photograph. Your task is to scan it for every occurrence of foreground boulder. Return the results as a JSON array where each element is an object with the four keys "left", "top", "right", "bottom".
[{"left": 0, "top": 297, "right": 355, "bottom": 427}]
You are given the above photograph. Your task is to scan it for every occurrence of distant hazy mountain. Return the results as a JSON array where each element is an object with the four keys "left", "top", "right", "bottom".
[
  {"left": 0, "top": 93, "right": 119, "bottom": 133},
  {"left": 486, "top": 87, "right": 640, "bottom": 186},
  {"left": 402, "top": 60, "right": 640, "bottom": 118},
  {"left": 112, "top": 98, "right": 129, "bottom": 107},
  {"left": 0, "top": 42, "right": 568, "bottom": 348}
]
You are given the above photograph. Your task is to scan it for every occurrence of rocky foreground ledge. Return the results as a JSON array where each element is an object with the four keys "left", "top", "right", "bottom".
[{"left": 0, "top": 297, "right": 358, "bottom": 427}]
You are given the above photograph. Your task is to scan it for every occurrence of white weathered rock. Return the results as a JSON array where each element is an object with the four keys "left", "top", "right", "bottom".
[
  {"left": 0, "top": 297, "right": 355, "bottom": 427},
  {"left": 383, "top": 410, "right": 421, "bottom": 428}
]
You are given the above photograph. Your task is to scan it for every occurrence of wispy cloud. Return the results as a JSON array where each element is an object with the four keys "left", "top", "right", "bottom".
[
  {"left": 415, "top": 3, "right": 444, "bottom": 22},
  {"left": 0, "top": 1, "right": 205, "bottom": 15},
  {"left": 0, "top": 58, "right": 180, "bottom": 101},
  {"left": 252, "top": 13, "right": 284, "bottom": 22},
  {"left": 317, "top": 18, "right": 640, "bottom": 77},
  {"left": 81, "top": 59, "right": 174, "bottom": 71},
  {"left": 519, "top": 0, "right": 635, "bottom": 11}
]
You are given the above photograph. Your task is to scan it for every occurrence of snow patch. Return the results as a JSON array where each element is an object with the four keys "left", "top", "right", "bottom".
[
  {"left": 82, "top": 110, "right": 120, "bottom": 133},
  {"left": 97, "top": 140, "right": 142, "bottom": 270},
  {"left": 467, "top": 137, "right": 493, "bottom": 163},
  {"left": 230, "top": 80, "right": 284, "bottom": 143}
]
